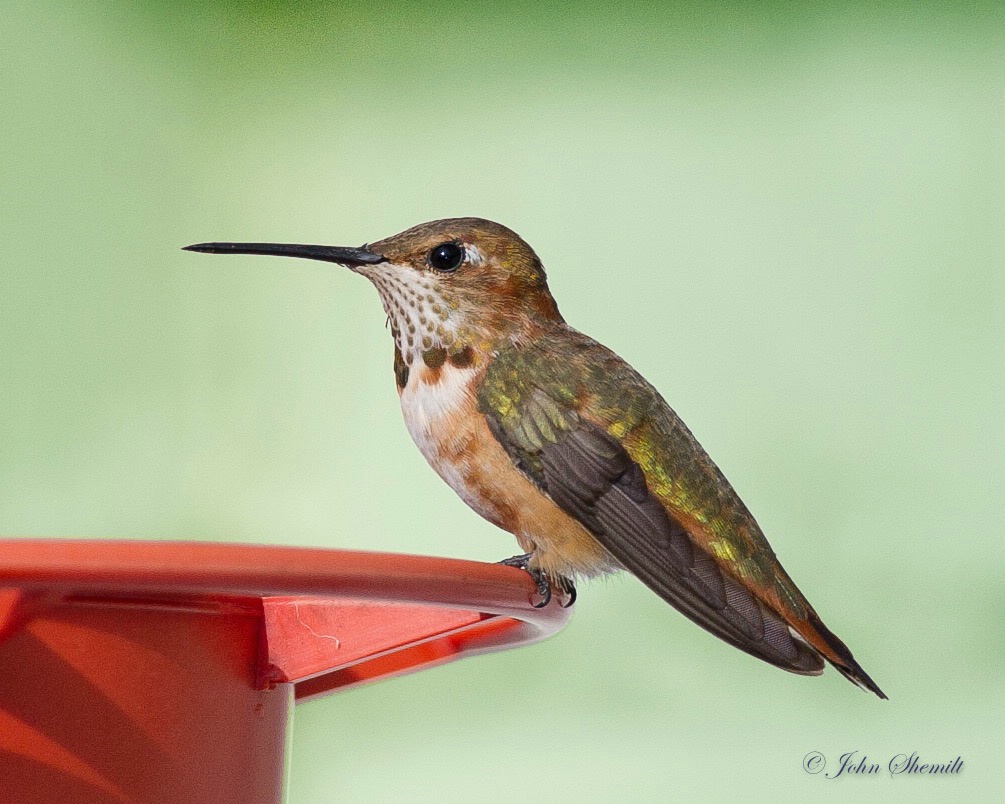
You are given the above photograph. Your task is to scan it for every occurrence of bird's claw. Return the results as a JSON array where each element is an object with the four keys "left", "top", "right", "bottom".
[
  {"left": 498, "top": 553, "right": 576, "bottom": 608},
  {"left": 555, "top": 575, "right": 577, "bottom": 608}
]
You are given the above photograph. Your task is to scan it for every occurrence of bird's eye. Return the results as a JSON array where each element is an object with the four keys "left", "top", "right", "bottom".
[{"left": 428, "top": 242, "right": 464, "bottom": 272}]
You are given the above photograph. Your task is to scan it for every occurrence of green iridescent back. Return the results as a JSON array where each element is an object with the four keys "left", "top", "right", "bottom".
[{"left": 477, "top": 326, "right": 811, "bottom": 621}]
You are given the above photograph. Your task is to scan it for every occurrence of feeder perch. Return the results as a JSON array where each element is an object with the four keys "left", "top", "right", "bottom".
[{"left": 0, "top": 540, "right": 570, "bottom": 803}]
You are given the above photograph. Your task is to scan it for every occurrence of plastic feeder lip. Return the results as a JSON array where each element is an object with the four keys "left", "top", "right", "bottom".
[{"left": 0, "top": 540, "right": 570, "bottom": 804}]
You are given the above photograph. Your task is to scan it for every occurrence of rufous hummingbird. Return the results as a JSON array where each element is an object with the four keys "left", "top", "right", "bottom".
[{"left": 185, "top": 218, "right": 885, "bottom": 698}]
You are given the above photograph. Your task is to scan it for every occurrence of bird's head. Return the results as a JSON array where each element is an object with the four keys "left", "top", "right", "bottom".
[{"left": 186, "top": 217, "right": 563, "bottom": 362}]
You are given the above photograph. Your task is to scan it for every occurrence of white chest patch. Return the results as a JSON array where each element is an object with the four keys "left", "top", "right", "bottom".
[
  {"left": 398, "top": 362, "right": 497, "bottom": 518},
  {"left": 399, "top": 363, "right": 477, "bottom": 464}
]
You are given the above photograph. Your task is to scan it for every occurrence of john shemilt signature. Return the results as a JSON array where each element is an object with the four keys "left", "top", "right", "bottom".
[{"left": 802, "top": 751, "right": 964, "bottom": 779}]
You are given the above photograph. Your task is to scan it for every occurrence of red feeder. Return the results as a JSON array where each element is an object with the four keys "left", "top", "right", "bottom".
[{"left": 0, "top": 540, "right": 570, "bottom": 803}]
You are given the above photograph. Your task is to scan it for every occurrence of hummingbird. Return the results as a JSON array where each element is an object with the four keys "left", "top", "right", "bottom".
[{"left": 185, "top": 217, "right": 886, "bottom": 699}]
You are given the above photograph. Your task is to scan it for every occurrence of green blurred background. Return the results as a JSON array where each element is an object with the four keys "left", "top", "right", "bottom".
[{"left": 3, "top": 1, "right": 1002, "bottom": 801}]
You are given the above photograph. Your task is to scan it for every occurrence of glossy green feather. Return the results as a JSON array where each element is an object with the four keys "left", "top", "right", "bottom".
[{"left": 477, "top": 327, "right": 811, "bottom": 620}]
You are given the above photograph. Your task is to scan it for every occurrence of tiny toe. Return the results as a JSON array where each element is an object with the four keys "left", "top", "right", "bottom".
[
  {"left": 556, "top": 576, "right": 577, "bottom": 608},
  {"left": 499, "top": 553, "right": 533, "bottom": 570},
  {"left": 531, "top": 571, "right": 552, "bottom": 608}
]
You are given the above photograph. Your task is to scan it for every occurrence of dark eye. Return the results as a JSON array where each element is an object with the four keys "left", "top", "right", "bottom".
[{"left": 428, "top": 242, "right": 464, "bottom": 272}]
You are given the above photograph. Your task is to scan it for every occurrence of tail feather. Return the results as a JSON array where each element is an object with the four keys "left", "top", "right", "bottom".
[{"left": 796, "top": 613, "right": 888, "bottom": 699}]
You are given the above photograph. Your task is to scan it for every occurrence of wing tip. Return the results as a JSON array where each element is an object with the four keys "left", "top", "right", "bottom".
[
  {"left": 804, "top": 613, "right": 888, "bottom": 700},
  {"left": 834, "top": 660, "right": 888, "bottom": 700}
]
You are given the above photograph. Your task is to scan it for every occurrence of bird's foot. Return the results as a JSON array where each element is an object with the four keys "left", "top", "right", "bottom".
[
  {"left": 499, "top": 553, "right": 551, "bottom": 606},
  {"left": 498, "top": 554, "right": 576, "bottom": 609}
]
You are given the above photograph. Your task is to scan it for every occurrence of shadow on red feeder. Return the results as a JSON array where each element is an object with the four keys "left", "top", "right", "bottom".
[{"left": 0, "top": 540, "right": 570, "bottom": 803}]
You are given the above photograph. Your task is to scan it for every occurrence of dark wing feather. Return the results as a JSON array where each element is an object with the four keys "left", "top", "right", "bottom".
[
  {"left": 537, "top": 421, "right": 824, "bottom": 675},
  {"left": 479, "top": 336, "right": 885, "bottom": 694}
]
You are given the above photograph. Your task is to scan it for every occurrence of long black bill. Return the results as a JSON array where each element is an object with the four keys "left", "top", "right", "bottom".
[{"left": 182, "top": 241, "right": 386, "bottom": 267}]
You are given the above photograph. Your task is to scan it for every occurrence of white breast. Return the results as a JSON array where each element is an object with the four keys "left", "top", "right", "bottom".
[
  {"left": 398, "top": 362, "right": 499, "bottom": 520},
  {"left": 400, "top": 363, "right": 476, "bottom": 437}
]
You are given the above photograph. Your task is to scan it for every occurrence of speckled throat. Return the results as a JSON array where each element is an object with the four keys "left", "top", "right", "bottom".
[{"left": 361, "top": 263, "right": 461, "bottom": 366}]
